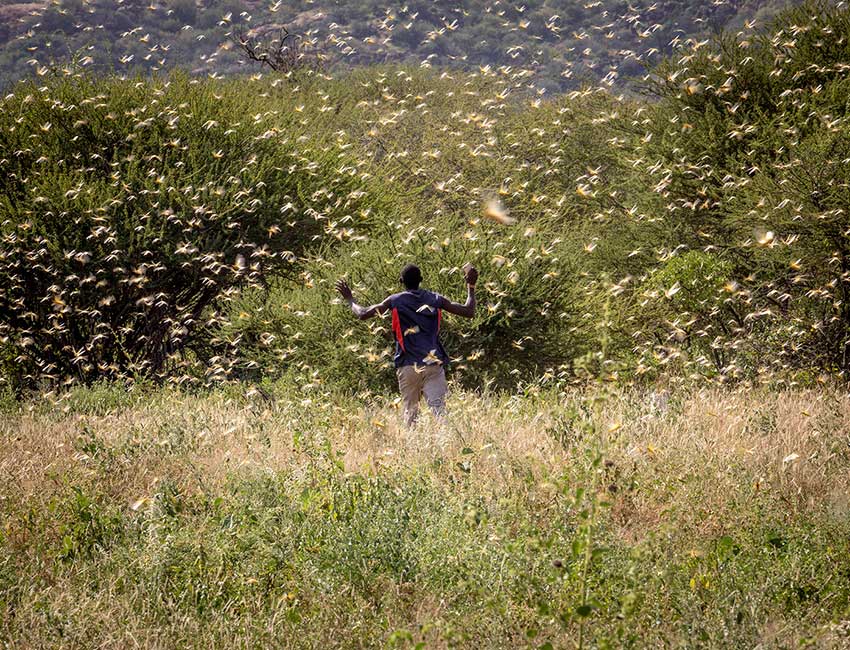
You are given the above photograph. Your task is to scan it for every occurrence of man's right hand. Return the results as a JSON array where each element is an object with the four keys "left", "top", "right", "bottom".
[{"left": 441, "top": 265, "right": 478, "bottom": 318}]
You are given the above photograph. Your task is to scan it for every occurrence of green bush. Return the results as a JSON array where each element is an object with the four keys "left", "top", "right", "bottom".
[
  {"left": 169, "top": 0, "right": 198, "bottom": 25},
  {"left": 0, "top": 73, "right": 380, "bottom": 389},
  {"left": 627, "top": 250, "right": 733, "bottom": 377},
  {"left": 637, "top": 0, "right": 850, "bottom": 379}
]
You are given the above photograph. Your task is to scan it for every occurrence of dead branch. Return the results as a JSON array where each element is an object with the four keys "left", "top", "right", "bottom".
[{"left": 231, "top": 25, "right": 320, "bottom": 75}]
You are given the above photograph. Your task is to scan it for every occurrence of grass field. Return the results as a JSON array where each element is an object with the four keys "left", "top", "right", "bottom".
[{"left": 2, "top": 382, "right": 849, "bottom": 649}]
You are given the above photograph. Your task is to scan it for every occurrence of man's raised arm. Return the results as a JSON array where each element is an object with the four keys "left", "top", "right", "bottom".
[
  {"left": 439, "top": 264, "right": 478, "bottom": 319},
  {"left": 335, "top": 279, "right": 391, "bottom": 320}
]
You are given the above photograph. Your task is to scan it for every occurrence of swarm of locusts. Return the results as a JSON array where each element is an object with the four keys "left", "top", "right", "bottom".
[{"left": 1, "top": 0, "right": 849, "bottom": 396}]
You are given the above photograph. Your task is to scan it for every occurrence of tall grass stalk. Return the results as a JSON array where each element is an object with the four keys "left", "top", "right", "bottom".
[{"left": 576, "top": 297, "right": 613, "bottom": 650}]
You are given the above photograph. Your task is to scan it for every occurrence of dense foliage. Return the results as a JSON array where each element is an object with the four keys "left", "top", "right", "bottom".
[
  {"left": 636, "top": 0, "right": 850, "bottom": 378},
  {"left": 2, "top": 1, "right": 850, "bottom": 393},
  {"left": 0, "top": 74, "right": 382, "bottom": 386}
]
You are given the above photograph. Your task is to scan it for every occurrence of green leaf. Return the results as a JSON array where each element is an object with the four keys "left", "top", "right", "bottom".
[
  {"left": 716, "top": 535, "right": 736, "bottom": 559},
  {"left": 766, "top": 535, "right": 786, "bottom": 549},
  {"left": 576, "top": 604, "right": 593, "bottom": 617},
  {"left": 571, "top": 538, "right": 583, "bottom": 558}
]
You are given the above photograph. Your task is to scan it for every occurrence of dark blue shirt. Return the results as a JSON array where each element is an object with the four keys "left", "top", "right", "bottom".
[{"left": 387, "top": 289, "right": 450, "bottom": 368}]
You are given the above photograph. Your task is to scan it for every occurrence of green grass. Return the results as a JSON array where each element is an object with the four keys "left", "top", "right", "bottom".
[{"left": 2, "top": 383, "right": 849, "bottom": 648}]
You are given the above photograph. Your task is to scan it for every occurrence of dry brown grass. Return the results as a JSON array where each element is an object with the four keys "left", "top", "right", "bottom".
[
  {"left": 3, "top": 384, "right": 847, "bottom": 545},
  {"left": 2, "top": 383, "right": 849, "bottom": 649}
]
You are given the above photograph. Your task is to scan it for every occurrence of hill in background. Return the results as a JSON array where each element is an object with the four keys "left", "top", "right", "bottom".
[{"left": 1, "top": 0, "right": 793, "bottom": 91}]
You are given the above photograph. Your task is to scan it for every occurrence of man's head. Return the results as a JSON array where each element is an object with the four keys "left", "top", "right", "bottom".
[{"left": 400, "top": 263, "right": 422, "bottom": 290}]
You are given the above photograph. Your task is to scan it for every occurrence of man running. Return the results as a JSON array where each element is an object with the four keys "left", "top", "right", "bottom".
[{"left": 335, "top": 263, "right": 478, "bottom": 426}]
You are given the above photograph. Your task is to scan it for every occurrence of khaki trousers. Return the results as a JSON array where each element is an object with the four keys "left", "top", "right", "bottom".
[{"left": 396, "top": 364, "right": 447, "bottom": 427}]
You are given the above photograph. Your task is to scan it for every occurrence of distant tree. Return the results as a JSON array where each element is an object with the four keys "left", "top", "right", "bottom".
[{"left": 230, "top": 26, "right": 322, "bottom": 76}]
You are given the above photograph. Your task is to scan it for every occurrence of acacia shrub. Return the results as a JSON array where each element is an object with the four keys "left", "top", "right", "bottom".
[
  {"left": 0, "top": 73, "right": 380, "bottom": 390},
  {"left": 626, "top": 250, "right": 734, "bottom": 377},
  {"left": 636, "top": 0, "right": 850, "bottom": 378}
]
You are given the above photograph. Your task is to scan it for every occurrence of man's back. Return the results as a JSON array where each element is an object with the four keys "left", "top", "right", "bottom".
[{"left": 387, "top": 289, "right": 449, "bottom": 368}]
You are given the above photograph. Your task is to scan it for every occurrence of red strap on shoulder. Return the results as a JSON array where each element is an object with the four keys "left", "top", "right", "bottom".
[{"left": 391, "top": 307, "right": 406, "bottom": 352}]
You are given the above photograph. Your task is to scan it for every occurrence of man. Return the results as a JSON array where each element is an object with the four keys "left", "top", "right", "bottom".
[{"left": 335, "top": 263, "right": 478, "bottom": 426}]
